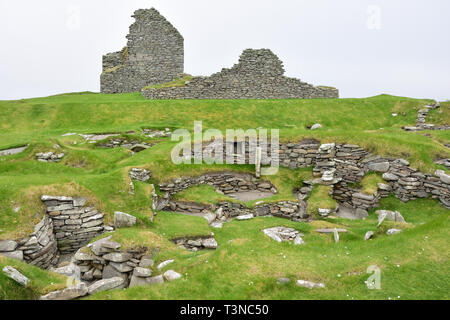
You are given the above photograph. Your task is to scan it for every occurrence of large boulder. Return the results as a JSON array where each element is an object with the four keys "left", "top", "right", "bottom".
[
  {"left": 0, "top": 240, "right": 18, "bottom": 252},
  {"left": 164, "top": 270, "right": 182, "bottom": 282},
  {"left": 114, "top": 211, "right": 137, "bottom": 228}
]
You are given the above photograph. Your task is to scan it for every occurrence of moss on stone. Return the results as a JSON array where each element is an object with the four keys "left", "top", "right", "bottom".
[
  {"left": 102, "top": 65, "right": 122, "bottom": 76},
  {"left": 143, "top": 74, "right": 193, "bottom": 90}
]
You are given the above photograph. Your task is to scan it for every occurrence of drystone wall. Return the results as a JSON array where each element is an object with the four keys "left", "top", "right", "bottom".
[
  {"left": 70, "top": 238, "right": 152, "bottom": 288},
  {"left": 0, "top": 196, "right": 107, "bottom": 269},
  {"left": 160, "top": 199, "right": 308, "bottom": 223},
  {"left": 101, "top": 8, "right": 184, "bottom": 93},
  {"left": 42, "top": 196, "right": 106, "bottom": 254},
  {"left": 143, "top": 49, "right": 338, "bottom": 100},
  {"left": 0, "top": 215, "right": 58, "bottom": 269},
  {"left": 158, "top": 171, "right": 277, "bottom": 195},
  {"left": 403, "top": 102, "right": 450, "bottom": 132},
  {"left": 156, "top": 140, "right": 449, "bottom": 224}
]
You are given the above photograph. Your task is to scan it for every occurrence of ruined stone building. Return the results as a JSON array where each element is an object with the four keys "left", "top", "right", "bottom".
[
  {"left": 101, "top": 8, "right": 339, "bottom": 99},
  {"left": 101, "top": 8, "right": 184, "bottom": 93},
  {"left": 143, "top": 49, "right": 339, "bottom": 99}
]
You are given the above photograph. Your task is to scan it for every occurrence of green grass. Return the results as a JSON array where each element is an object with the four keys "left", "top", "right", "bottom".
[
  {"left": 85, "top": 197, "right": 449, "bottom": 300},
  {"left": 0, "top": 256, "right": 67, "bottom": 299},
  {"left": 143, "top": 74, "right": 193, "bottom": 90},
  {"left": 307, "top": 185, "right": 337, "bottom": 214},
  {"left": 427, "top": 101, "right": 450, "bottom": 126},
  {"left": 172, "top": 167, "right": 313, "bottom": 208},
  {"left": 360, "top": 173, "right": 385, "bottom": 194},
  {"left": 0, "top": 92, "right": 448, "bottom": 300}
]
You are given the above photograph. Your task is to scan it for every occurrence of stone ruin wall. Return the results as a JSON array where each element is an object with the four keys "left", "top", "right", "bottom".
[
  {"left": 0, "top": 196, "right": 107, "bottom": 269},
  {"left": 143, "top": 49, "right": 339, "bottom": 100},
  {"left": 101, "top": 8, "right": 338, "bottom": 99},
  {"left": 158, "top": 140, "right": 449, "bottom": 222},
  {"left": 101, "top": 8, "right": 184, "bottom": 93}
]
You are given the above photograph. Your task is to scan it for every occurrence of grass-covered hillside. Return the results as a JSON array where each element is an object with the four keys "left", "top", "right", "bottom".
[{"left": 0, "top": 93, "right": 448, "bottom": 300}]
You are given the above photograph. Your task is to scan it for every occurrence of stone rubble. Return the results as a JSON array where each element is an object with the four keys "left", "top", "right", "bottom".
[
  {"left": 35, "top": 152, "right": 65, "bottom": 162},
  {"left": 129, "top": 168, "right": 152, "bottom": 182},
  {"left": 262, "top": 227, "right": 305, "bottom": 245},
  {"left": 96, "top": 136, "right": 155, "bottom": 152},
  {"left": 172, "top": 236, "right": 218, "bottom": 251},
  {"left": 402, "top": 102, "right": 449, "bottom": 132},
  {"left": 143, "top": 128, "right": 172, "bottom": 138}
]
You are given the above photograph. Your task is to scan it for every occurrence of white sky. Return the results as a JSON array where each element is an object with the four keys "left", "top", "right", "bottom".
[{"left": 0, "top": 0, "right": 449, "bottom": 100}]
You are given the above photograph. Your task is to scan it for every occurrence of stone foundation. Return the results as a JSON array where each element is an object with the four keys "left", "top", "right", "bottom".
[{"left": 159, "top": 171, "right": 277, "bottom": 196}]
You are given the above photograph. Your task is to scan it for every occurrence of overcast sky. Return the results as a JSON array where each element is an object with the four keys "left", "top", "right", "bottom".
[{"left": 0, "top": 0, "right": 449, "bottom": 101}]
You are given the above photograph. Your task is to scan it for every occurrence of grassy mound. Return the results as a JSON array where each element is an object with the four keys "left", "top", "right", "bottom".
[{"left": 0, "top": 93, "right": 448, "bottom": 300}]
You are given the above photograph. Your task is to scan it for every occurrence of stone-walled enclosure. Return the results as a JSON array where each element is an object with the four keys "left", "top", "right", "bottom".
[
  {"left": 0, "top": 196, "right": 107, "bottom": 269},
  {"left": 159, "top": 171, "right": 277, "bottom": 196},
  {"left": 101, "top": 8, "right": 338, "bottom": 99},
  {"left": 153, "top": 140, "right": 449, "bottom": 226},
  {"left": 143, "top": 49, "right": 339, "bottom": 100},
  {"left": 0, "top": 215, "right": 57, "bottom": 269},
  {"left": 101, "top": 8, "right": 184, "bottom": 93}
]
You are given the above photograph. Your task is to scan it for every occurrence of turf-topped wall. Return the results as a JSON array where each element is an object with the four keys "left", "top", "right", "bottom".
[
  {"left": 101, "top": 8, "right": 184, "bottom": 93},
  {"left": 143, "top": 49, "right": 339, "bottom": 100},
  {"left": 0, "top": 196, "right": 107, "bottom": 269},
  {"left": 0, "top": 215, "right": 58, "bottom": 269}
]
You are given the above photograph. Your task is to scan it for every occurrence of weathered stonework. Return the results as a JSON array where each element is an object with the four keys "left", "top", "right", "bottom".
[
  {"left": 403, "top": 102, "right": 449, "bottom": 132},
  {"left": 155, "top": 134, "right": 449, "bottom": 223},
  {"left": 158, "top": 171, "right": 277, "bottom": 196},
  {"left": 101, "top": 8, "right": 184, "bottom": 93},
  {"left": 143, "top": 49, "right": 338, "bottom": 100},
  {"left": 102, "top": 8, "right": 338, "bottom": 99},
  {"left": 0, "top": 196, "right": 108, "bottom": 269},
  {"left": 0, "top": 215, "right": 59, "bottom": 269},
  {"left": 41, "top": 196, "right": 106, "bottom": 254}
]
